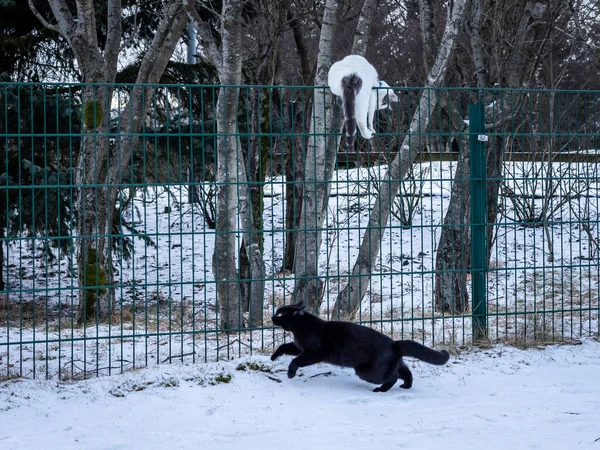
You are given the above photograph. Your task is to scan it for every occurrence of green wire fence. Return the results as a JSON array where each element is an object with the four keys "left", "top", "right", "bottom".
[{"left": 1, "top": 82, "right": 599, "bottom": 380}]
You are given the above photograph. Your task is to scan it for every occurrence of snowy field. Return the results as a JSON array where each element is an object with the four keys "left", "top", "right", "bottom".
[
  {"left": 1, "top": 339, "right": 599, "bottom": 449},
  {"left": 1, "top": 161, "right": 600, "bottom": 380}
]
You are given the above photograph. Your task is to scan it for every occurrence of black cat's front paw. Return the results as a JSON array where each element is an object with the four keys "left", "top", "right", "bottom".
[
  {"left": 287, "top": 364, "right": 298, "bottom": 379},
  {"left": 271, "top": 352, "right": 281, "bottom": 361}
]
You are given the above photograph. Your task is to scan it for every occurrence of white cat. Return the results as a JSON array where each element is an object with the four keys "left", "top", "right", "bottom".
[{"left": 328, "top": 55, "right": 398, "bottom": 151}]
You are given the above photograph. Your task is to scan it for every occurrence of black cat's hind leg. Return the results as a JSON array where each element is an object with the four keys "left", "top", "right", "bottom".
[
  {"left": 355, "top": 362, "right": 399, "bottom": 393},
  {"left": 398, "top": 361, "right": 413, "bottom": 389}
]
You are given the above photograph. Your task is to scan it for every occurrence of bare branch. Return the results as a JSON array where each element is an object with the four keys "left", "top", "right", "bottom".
[
  {"left": 137, "top": 0, "right": 187, "bottom": 84},
  {"left": 120, "top": 2, "right": 141, "bottom": 51},
  {"left": 352, "top": 0, "right": 378, "bottom": 55},
  {"left": 468, "top": 0, "right": 489, "bottom": 88},
  {"left": 110, "top": 0, "right": 188, "bottom": 181},
  {"left": 74, "top": 0, "right": 99, "bottom": 49},
  {"left": 287, "top": 2, "right": 313, "bottom": 84},
  {"left": 104, "top": 0, "right": 123, "bottom": 80},
  {"left": 28, "top": 0, "right": 62, "bottom": 35},
  {"left": 485, "top": 95, "right": 525, "bottom": 131},
  {"left": 419, "top": 0, "right": 438, "bottom": 73},
  {"left": 147, "top": 7, "right": 189, "bottom": 83},
  {"left": 554, "top": 25, "right": 600, "bottom": 50}
]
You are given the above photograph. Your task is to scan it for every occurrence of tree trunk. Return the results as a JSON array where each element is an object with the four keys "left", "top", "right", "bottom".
[
  {"left": 352, "top": 0, "right": 379, "bottom": 56},
  {"left": 434, "top": 0, "right": 555, "bottom": 313},
  {"left": 434, "top": 138, "right": 471, "bottom": 313},
  {"left": 76, "top": 85, "right": 114, "bottom": 324},
  {"left": 282, "top": 95, "right": 306, "bottom": 273},
  {"left": 292, "top": 0, "right": 340, "bottom": 313},
  {"left": 293, "top": 0, "right": 380, "bottom": 312},
  {"left": 35, "top": 0, "right": 187, "bottom": 324},
  {"left": 282, "top": 0, "right": 314, "bottom": 274},
  {"left": 419, "top": 0, "right": 439, "bottom": 73},
  {"left": 237, "top": 155, "right": 266, "bottom": 327},
  {"left": 333, "top": 0, "right": 468, "bottom": 320},
  {"left": 238, "top": 88, "right": 266, "bottom": 327},
  {"left": 212, "top": 0, "right": 244, "bottom": 330}
]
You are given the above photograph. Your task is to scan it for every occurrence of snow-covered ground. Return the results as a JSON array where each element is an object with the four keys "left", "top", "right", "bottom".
[{"left": 1, "top": 339, "right": 599, "bottom": 449}]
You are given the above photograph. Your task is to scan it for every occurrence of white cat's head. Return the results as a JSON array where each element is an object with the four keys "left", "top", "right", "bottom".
[{"left": 376, "top": 81, "right": 399, "bottom": 110}]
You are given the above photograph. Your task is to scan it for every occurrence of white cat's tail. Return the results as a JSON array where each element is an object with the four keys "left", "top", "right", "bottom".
[{"left": 341, "top": 74, "right": 362, "bottom": 152}]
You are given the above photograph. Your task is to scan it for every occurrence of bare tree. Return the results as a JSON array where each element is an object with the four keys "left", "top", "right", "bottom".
[
  {"left": 211, "top": 0, "right": 246, "bottom": 330},
  {"left": 281, "top": 0, "right": 318, "bottom": 274},
  {"left": 238, "top": 0, "right": 292, "bottom": 326},
  {"left": 293, "top": 0, "right": 380, "bottom": 312},
  {"left": 185, "top": 0, "right": 265, "bottom": 329},
  {"left": 333, "top": 0, "right": 468, "bottom": 320},
  {"left": 29, "top": 0, "right": 188, "bottom": 323},
  {"left": 434, "top": 0, "right": 573, "bottom": 313},
  {"left": 291, "top": 0, "right": 341, "bottom": 312}
]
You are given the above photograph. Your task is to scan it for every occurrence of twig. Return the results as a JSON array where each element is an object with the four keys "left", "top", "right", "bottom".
[
  {"left": 28, "top": 0, "right": 62, "bottom": 34},
  {"left": 265, "top": 375, "right": 282, "bottom": 383},
  {"left": 216, "top": 339, "right": 239, "bottom": 351},
  {"left": 308, "top": 371, "right": 332, "bottom": 378},
  {"left": 161, "top": 351, "right": 196, "bottom": 363}
]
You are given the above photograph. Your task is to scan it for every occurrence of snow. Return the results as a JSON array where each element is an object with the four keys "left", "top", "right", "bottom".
[{"left": 1, "top": 339, "right": 599, "bottom": 449}]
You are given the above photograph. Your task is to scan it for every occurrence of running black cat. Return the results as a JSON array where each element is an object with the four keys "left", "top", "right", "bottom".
[{"left": 271, "top": 302, "right": 449, "bottom": 392}]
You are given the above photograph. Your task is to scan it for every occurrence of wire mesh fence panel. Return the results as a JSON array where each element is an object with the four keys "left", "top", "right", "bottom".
[{"left": 1, "top": 82, "right": 598, "bottom": 380}]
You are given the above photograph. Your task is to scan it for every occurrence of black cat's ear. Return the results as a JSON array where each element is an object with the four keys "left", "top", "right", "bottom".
[{"left": 293, "top": 309, "right": 304, "bottom": 316}]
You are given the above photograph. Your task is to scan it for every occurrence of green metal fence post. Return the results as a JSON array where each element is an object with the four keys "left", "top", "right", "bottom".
[{"left": 469, "top": 103, "right": 488, "bottom": 341}]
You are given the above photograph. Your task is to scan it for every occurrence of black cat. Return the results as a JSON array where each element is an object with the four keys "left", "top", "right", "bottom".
[{"left": 271, "top": 302, "right": 449, "bottom": 392}]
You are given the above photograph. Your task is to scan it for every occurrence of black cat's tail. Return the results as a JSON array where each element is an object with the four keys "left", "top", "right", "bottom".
[
  {"left": 341, "top": 74, "right": 362, "bottom": 152},
  {"left": 394, "top": 340, "right": 450, "bottom": 365}
]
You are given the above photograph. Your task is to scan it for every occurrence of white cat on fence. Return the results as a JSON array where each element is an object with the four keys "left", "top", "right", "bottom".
[{"left": 328, "top": 55, "right": 398, "bottom": 151}]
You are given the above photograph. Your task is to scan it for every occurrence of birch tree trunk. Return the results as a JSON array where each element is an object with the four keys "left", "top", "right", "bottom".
[
  {"left": 77, "top": 85, "right": 113, "bottom": 323},
  {"left": 238, "top": 0, "right": 289, "bottom": 324},
  {"left": 333, "top": 0, "right": 468, "bottom": 320},
  {"left": 292, "top": 0, "right": 340, "bottom": 312},
  {"left": 433, "top": 137, "right": 471, "bottom": 313},
  {"left": 237, "top": 156, "right": 265, "bottom": 327},
  {"left": 351, "top": 0, "right": 379, "bottom": 56},
  {"left": 293, "top": 0, "right": 380, "bottom": 312},
  {"left": 185, "top": 0, "right": 259, "bottom": 330},
  {"left": 212, "top": 0, "right": 245, "bottom": 330},
  {"left": 419, "top": 0, "right": 439, "bottom": 73}
]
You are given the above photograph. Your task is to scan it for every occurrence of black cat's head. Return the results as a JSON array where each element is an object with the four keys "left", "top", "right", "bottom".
[{"left": 271, "top": 301, "right": 306, "bottom": 331}]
